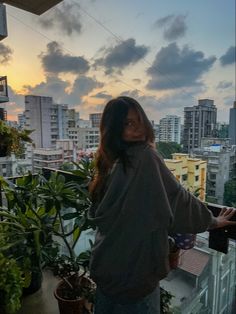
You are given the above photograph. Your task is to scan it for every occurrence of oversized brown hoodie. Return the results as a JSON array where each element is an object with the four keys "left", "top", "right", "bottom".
[{"left": 89, "top": 143, "right": 217, "bottom": 303}]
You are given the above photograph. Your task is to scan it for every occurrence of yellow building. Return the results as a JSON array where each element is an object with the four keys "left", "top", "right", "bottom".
[{"left": 164, "top": 153, "right": 207, "bottom": 202}]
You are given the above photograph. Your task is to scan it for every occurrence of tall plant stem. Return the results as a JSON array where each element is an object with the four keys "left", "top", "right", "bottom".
[{"left": 58, "top": 209, "right": 74, "bottom": 259}]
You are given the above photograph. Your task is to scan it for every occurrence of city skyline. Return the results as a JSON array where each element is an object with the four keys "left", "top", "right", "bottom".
[{"left": 0, "top": 0, "right": 235, "bottom": 122}]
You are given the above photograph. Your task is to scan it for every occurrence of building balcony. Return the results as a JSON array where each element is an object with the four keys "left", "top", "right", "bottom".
[
  {"left": 0, "top": 168, "right": 235, "bottom": 314},
  {"left": 3, "top": 0, "right": 63, "bottom": 15},
  {"left": 0, "top": 76, "right": 9, "bottom": 103}
]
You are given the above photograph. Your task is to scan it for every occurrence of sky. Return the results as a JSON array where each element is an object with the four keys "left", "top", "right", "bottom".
[{"left": 0, "top": 0, "right": 235, "bottom": 123}]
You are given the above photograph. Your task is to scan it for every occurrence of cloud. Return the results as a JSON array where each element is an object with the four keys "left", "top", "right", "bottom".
[
  {"left": 40, "top": 41, "right": 90, "bottom": 74},
  {"left": 0, "top": 43, "right": 13, "bottom": 64},
  {"left": 119, "top": 83, "right": 205, "bottom": 122},
  {"left": 120, "top": 88, "right": 197, "bottom": 112},
  {"left": 217, "top": 81, "right": 233, "bottom": 90},
  {"left": 67, "top": 76, "right": 104, "bottom": 105},
  {"left": 222, "top": 96, "right": 235, "bottom": 107},
  {"left": 7, "top": 86, "right": 24, "bottom": 106},
  {"left": 146, "top": 42, "right": 216, "bottom": 90},
  {"left": 38, "top": 2, "right": 82, "bottom": 36},
  {"left": 132, "top": 78, "right": 141, "bottom": 84},
  {"left": 91, "top": 92, "right": 112, "bottom": 100},
  {"left": 24, "top": 75, "right": 70, "bottom": 102},
  {"left": 154, "top": 14, "right": 187, "bottom": 41},
  {"left": 94, "top": 38, "right": 149, "bottom": 74},
  {"left": 24, "top": 75, "right": 103, "bottom": 106},
  {"left": 220, "top": 46, "right": 236, "bottom": 66}
]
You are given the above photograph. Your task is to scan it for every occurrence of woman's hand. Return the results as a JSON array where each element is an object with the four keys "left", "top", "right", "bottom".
[{"left": 214, "top": 207, "right": 236, "bottom": 229}]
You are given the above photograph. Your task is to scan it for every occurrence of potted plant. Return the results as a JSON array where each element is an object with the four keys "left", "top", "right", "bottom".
[
  {"left": 160, "top": 287, "right": 174, "bottom": 314},
  {"left": 0, "top": 174, "right": 57, "bottom": 294},
  {"left": 0, "top": 252, "right": 24, "bottom": 314},
  {"left": 0, "top": 161, "right": 96, "bottom": 312},
  {"left": 39, "top": 166, "right": 96, "bottom": 314},
  {"left": 0, "top": 120, "right": 33, "bottom": 157},
  {"left": 50, "top": 252, "right": 95, "bottom": 314}
]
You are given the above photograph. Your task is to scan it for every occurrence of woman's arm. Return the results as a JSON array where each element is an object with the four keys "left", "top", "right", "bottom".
[{"left": 151, "top": 149, "right": 236, "bottom": 233}]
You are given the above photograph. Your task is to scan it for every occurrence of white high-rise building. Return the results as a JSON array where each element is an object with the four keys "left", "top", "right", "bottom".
[
  {"left": 68, "top": 127, "right": 99, "bottom": 150},
  {"left": 159, "top": 115, "right": 181, "bottom": 144},
  {"left": 229, "top": 101, "right": 236, "bottom": 145},
  {"left": 25, "top": 95, "right": 69, "bottom": 148}
]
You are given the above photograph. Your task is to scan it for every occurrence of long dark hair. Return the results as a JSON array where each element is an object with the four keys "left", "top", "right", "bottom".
[{"left": 89, "top": 96, "right": 155, "bottom": 201}]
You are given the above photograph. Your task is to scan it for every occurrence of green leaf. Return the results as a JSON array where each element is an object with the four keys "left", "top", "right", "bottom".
[
  {"left": 73, "top": 227, "right": 81, "bottom": 242},
  {"left": 62, "top": 212, "right": 78, "bottom": 220},
  {"left": 23, "top": 270, "right": 32, "bottom": 288}
]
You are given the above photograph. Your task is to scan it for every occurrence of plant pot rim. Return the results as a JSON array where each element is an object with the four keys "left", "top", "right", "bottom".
[
  {"left": 54, "top": 279, "right": 83, "bottom": 302},
  {"left": 54, "top": 276, "right": 94, "bottom": 302}
]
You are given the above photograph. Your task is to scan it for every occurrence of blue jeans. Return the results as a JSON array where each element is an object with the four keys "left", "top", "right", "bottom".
[{"left": 94, "top": 285, "right": 160, "bottom": 314}]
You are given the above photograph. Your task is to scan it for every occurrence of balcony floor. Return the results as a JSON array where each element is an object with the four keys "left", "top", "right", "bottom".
[{"left": 18, "top": 270, "right": 59, "bottom": 314}]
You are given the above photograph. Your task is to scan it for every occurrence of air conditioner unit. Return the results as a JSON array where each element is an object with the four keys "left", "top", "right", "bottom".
[{"left": 0, "top": 4, "right": 7, "bottom": 41}]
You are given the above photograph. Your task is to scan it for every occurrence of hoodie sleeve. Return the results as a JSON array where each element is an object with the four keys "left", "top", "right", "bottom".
[{"left": 149, "top": 148, "right": 217, "bottom": 234}]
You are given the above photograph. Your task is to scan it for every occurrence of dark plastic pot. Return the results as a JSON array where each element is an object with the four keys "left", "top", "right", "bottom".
[
  {"left": 0, "top": 145, "right": 7, "bottom": 157},
  {"left": 23, "top": 269, "right": 43, "bottom": 296}
]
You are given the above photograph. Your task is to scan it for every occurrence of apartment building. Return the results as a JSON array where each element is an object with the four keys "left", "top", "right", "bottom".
[
  {"left": 0, "top": 107, "right": 7, "bottom": 121},
  {"left": 229, "top": 101, "right": 236, "bottom": 145},
  {"left": 183, "top": 99, "right": 217, "bottom": 152},
  {"left": 18, "top": 113, "right": 26, "bottom": 128},
  {"left": 89, "top": 113, "right": 102, "bottom": 128},
  {"left": 0, "top": 76, "right": 8, "bottom": 120},
  {"left": 216, "top": 122, "right": 229, "bottom": 139},
  {"left": 67, "top": 109, "right": 81, "bottom": 128},
  {"left": 33, "top": 140, "right": 74, "bottom": 172},
  {"left": 164, "top": 153, "right": 207, "bottom": 202},
  {"left": 25, "top": 95, "right": 69, "bottom": 148},
  {"left": 68, "top": 127, "right": 99, "bottom": 150},
  {"left": 0, "top": 76, "right": 8, "bottom": 103},
  {"left": 161, "top": 237, "right": 236, "bottom": 314},
  {"left": 193, "top": 144, "right": 236, "bottom": 205},
  {"left": 159, "top": 115, "right": 181, "bottom": 144},
  {"left": 0, "top": 152, "right": 33, "bottom": 177}
]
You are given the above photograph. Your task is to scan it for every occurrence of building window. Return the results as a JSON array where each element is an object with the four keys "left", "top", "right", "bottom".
[
  {"left": 210, "top": 173, "right": 216, "bottom": 180},
  {"left": 182, "top": 174, "right": 188, "bottom": 181},
  {"left": 195, "top": 175, "right": 199, "bottom": 181},
  {"left": 196, "top": 165, "right": 199, "bottom": 170}
]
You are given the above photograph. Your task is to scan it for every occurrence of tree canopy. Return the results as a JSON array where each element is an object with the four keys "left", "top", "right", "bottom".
[
  {"left": 223, "top": 179, "right": 236, "bottom": 207},
  {"left": 156, "top": 142, "right": 183, "bottom": 159}
]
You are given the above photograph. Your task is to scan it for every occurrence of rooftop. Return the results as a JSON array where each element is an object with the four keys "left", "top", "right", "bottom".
[{"left": 178, "top": 248, "right": 210, "bottom": 276}]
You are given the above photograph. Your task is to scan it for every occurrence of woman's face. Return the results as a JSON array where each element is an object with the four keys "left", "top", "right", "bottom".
[{"left": 122, "top": 108, "right": 146, "bottom": 142}]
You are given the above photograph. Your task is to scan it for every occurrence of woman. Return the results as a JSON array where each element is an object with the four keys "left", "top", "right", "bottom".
[{"left": 89, "top": 96, "right": 236, "bottom": 314}]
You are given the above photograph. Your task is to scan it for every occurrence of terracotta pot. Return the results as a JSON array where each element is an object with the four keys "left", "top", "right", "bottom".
[
  {"left": 169, "top": 248, "right": 180, "bottom": 270},
  {"left": 54, "top": 278, "right": 93, "bottom": 314}
]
